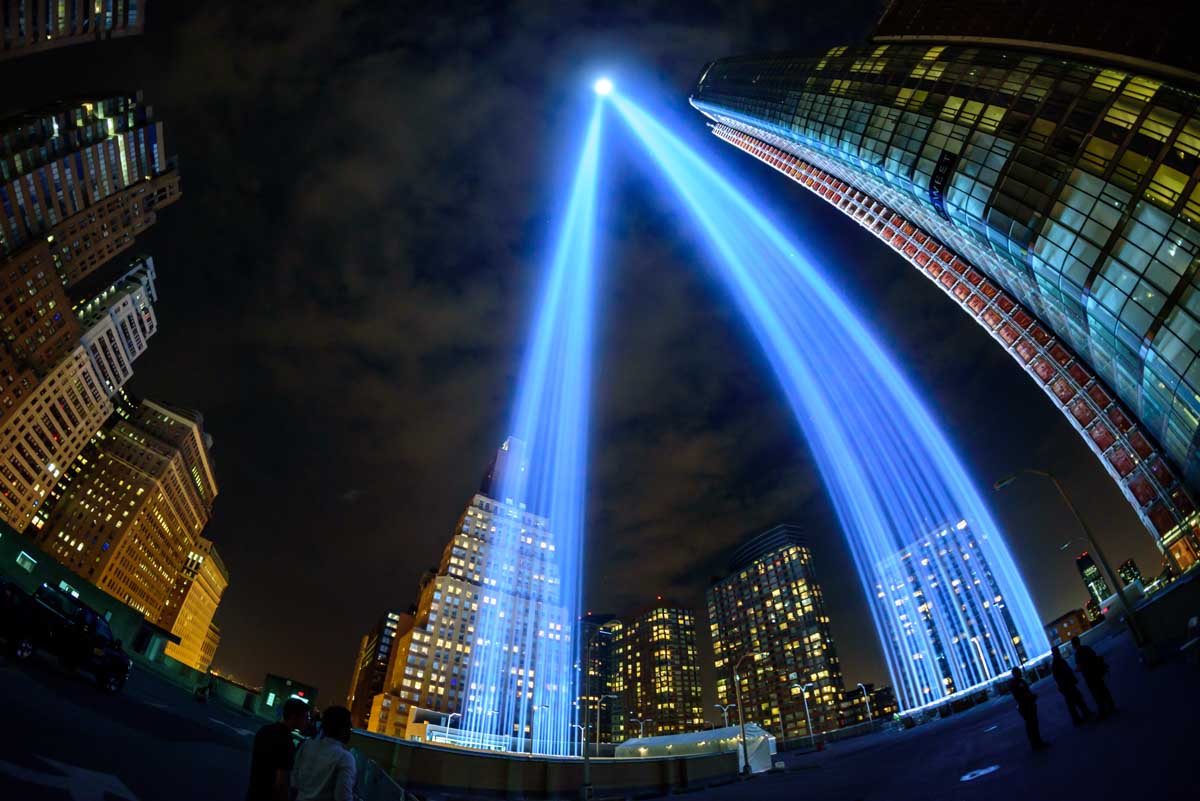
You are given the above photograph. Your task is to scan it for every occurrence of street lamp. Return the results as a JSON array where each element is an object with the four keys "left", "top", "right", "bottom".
[
  {"left": 792, "top": 683, "right": 816, "bottom": 749},
  {"left": 714, "top": 703, "right": 735, "bottom": 728},
  {"left": 630, "top": 717, "right": 654, "bottom": 738},
  {"left": 732, "top": 651, "right": 765, "bottom": 775},
  {"left": 994, "top": 468, "right": 1146, "bottom": 645},
  {"left": 529, "top": 704, "right": 549, "bottom": 755},
  {"left": 856, "top": 683, "right": 872, "bottom": 724},
  {"left": 570, "top": 723, "right": 587, "bottom": 755},
  {"left": 442, "top": 712, "right": 461, "bottom": 728}
]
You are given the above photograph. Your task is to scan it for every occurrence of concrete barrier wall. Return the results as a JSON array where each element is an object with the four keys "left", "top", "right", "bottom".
[{"left": 349, "top": 730, "right": 740, "bottom": 800}]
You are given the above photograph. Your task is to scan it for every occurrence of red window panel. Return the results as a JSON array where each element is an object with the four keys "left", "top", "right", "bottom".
[
  {"left": 927, "top": 262, "right": 944, "bottom": 278},
  {"left": 916, "top": 251, "right": 931, "bottom": 266},
  {"left": 1050, "top": 344, "right": 1072, "bottom": 366},
  {"left": 980, "top": 282, "right": 998, "bottom": 298},
  {"left": 1052, "top": 377, "right": 1076, "bottom": 402},
  {"left": 1107, "top": 407, "right": 1133, "bottom": 433},
  {"left": 1127, "top": 431, "right": 1153, "bottom": 459},
  {"left": 924, "top": 239, "right": 939, "bottom": 253},
  {"left": 940, "top": 272, "right": 957, "bottom": 289},
  {"left": 1148, "top": 457, "right": 1174, "bottom": 487},
  {"left": 999, "top": 323, "right": 1020, "bottom": 344},
  {"left": 982, "top": 309, "right": 1003, "bottom": 329},
  {"left": 1170, "top": 488, "right": 1196, "bottom": 516},
  {"left": 997, "top": 296, "right": 1016, "bottom": 313},
  {"left": 966, "top": 270, "right": 984, "bottom": 285},
  {"left": 1031, "top": 357, "right": 1056, "bottom": 382},
  {"left": 914, "top": 231, "right": 928, "bottom": 245},
  {"left": 1148, "top": 503, "right": 1175, "bottom": 536},
  {"left": 1013, "top": 309, "right": 1034, "bottom": 328},
  {"left": 1030, "top": 326, "right": 1051, "bottom": 345},
  {"left": 1067, "top": 362, "right": 1091, "bottom": 386},
  {"left": 1014, "top": 338, "right": 1037, "bottom": 362},
  {"left": 1090, "top": 423, "right": 1116, "bottom": 451},
  {"left": 902, "top": 223, "right": 917, "bottom": 236},
  {"left": 937, "top": 249, "right": 953, "bottom": 263},
  {"left": 1068, "top": 397, "right": 1096, "bottom": 426},
  {"left": 1108, "top": 445, "right": 1136, "bottom": 476},
  {"left": 1087, "top": 384, "right": 1112, "bottom": 408},
  {"left": 950, "top": 258, "right": 969, "bottom": 275},
  {"left": 967, "top": 294, "right": 986, "bottom": 313},
  {"left": 1127, "top": 472, "right": 1156, "bottom": 506},
  {"left": 954, "top": 282, "right": 972, "bottom": 301}
]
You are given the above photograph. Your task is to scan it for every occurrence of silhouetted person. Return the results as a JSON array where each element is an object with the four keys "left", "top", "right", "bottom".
[
  {"left": 1051, "top": 645, "right": 1090, "bottom": 725},
  {"left": 1009, "top": 666, "right": 1047, "bottom": 750},
  {"left": 292, "top": 705, "right": 356, "bottom": 801},
  {"left": 1072, "top": 636, "right": 1115, "bottom": 717},
  {"left": 247, "top": 698, "right": 310, "bottom": 801}
]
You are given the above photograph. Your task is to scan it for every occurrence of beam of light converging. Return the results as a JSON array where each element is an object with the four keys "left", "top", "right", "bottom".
[
  {"left": 459, "top": 100, "right": 604, "bottom": 755},
  {"left": 610, "top": 92, "right": 1049, "bottom": 711}
]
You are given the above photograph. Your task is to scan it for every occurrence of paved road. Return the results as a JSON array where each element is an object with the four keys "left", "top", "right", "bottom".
[
  {"left": 699, "top": 633, "right": 1198, "bottom": 800},
  {"left": 0, "top": 650, "right": 255, "bottom": 801}
]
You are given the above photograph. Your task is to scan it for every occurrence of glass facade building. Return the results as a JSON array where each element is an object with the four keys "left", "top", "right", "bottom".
[
  {"left": 691, "top": 36, "right": 1200, "bottom": 571},
  {"left": 1076, "top": 552, "right": 1112, "bottom": 604}
]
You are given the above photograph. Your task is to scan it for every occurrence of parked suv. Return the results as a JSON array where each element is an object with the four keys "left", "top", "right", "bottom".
[{"left": 5, "top": 582, "right": 132, "bottom": 693}]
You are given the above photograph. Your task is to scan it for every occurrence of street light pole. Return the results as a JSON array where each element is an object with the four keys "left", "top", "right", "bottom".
[
  {"left": 714, "top": 703, "right": 735, "bottom": 728},
  {"left": 732, "top": 651, "right": 762, "bottom": 776},
  {"left": 792, "top": 683, "right": 815, "bottom": 749},
  {"left": 856, "top": 683, "right": 872, "bottom": 723},
  {"left": 442, "top": 712, "right": 461, "bottom": 728},
  {"left": 530, "top": 704, "right": 548, "bottom": 755},
  {"left": 596, "top": 694, "right": 618, "bottom": 752},
  {"left": 994, "top": 468, "right": 1147, "bottom": 645}
]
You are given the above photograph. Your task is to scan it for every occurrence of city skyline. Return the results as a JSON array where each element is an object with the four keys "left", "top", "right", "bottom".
[{"left": 6, "top": 2, "right": 1177, "bottom": 706}]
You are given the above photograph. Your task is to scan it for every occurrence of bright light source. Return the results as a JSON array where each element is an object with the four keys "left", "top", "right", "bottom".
[{"left": 593, "top": 77, "right": 614, "bottom": 96}]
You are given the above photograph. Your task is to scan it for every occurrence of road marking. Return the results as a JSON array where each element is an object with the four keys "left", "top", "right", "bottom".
[
  {"left": 0, "top": 755, "right": 140, "bottom": 800},
  {"left": 960, "top": 765, "right": 1000, "bottom": 782},
  {"left": 209, "top": 717, "right": 255, "bottom": 737},
  {"left": 983, "top": 725, "right": 999, "bottom": 732}
]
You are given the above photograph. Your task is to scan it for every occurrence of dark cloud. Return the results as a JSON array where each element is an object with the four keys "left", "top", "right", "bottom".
[{"left": 6, "top": 0, "right": 1165, "bottom": 705}]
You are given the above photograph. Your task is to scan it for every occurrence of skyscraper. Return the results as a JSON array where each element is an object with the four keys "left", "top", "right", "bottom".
[
  {"left": 707, "top": 525, "right": 844, "bottom": 738},
  {"left": 1077, "top": 552, "right": 1113, "bottom": 604},
  {"left": 30, "top": 394, "right": 219, "bottom": 628},
  {"left": 611, "top": 603, "right": 703, "bottom": 738},
  {"left": 1117, "top": 557, "right": 1143, "bottom": 587},
  {"left": 0, "top": 1, "right": 146, "bottom": 62},
  {"left": 347, "top": 609, "right": 412, "bottom": 730},
  {"left": 162, "top": 537, "right": 228, "bottom": 672},
  {"left": 690, "top": 1, "right": 1200, "bottom": 572},
  {"left": 366, "top": 438, "right": 570, "bottom": 751}
]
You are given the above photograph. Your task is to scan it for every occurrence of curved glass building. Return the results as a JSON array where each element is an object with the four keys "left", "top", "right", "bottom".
[{"left": 691, "top": 1, "right": 1200, "bottom": 572}]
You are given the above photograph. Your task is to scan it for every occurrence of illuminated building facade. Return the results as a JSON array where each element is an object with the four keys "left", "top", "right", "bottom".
[
  {"left": 74, "top": 257, "right": 157, "bottom": 395},
  {"left": 706, "top": 525, "right": 844, "bottom": 738},
  {"left": 1076, "top": 552, "right": 1112, "bottom": 604},
  {"left": 0, "top": 0, "right": 145, "bottom": 62},
  {"left": 1046, "top": 608, "right": 1091, "bottom": 647},
  {"left": 30, "top": 396, "right": 218, "bottom": 621},
  {"left": 162, "top": 536, "right": 228, "bottom": 672},
  {"left": 691, "top": 11, "right": 1200, "bottom": 572},
  {"left": 1117, "top": 557, "right": 1143, "bottom": 586},
  {"left": 368, "top": 439, "right": 569, "bottom": 750},
  {"left": 873, "top": 520, "right": 1029, "bottom": 709},
  {"left": 347, "top": 609, "right": 412, "bottom": 730},
  {"left": 611, "top": 604, "right": 702, "bottom": 738},
  {"left": 838, "top": 683, "right": 898, "bottom": 727}
]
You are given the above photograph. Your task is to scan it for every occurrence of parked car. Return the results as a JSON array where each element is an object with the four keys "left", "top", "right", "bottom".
[{"left": 5, "top": 582, "right": 132, "bottom": 693}]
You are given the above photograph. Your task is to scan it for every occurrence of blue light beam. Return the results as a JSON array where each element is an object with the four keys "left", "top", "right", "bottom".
[
  {"left": 459, "top": 100, "right": 605, "bottom": 755},
  {"left": 610, "top": 92, "right": 1049, "bottom": 711}
]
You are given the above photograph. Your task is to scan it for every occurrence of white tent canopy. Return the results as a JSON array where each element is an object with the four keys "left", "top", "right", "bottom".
[{"left": 614, "top": 724, "right": 777, "bottom": 774}]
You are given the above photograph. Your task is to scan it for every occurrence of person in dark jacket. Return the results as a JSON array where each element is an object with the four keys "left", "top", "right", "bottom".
[
  {"left": 1071, "top": 636, "right": 1115, "bottom": 717},
  {"left": 1051, "top": 645, "right": 1091, "bottom": 725},
  {"left": 247, "top": 698, "right": 310, "bottom": 801},
  {"left": 1010, "top": 666, "right": 1048, "bottom": 750}
]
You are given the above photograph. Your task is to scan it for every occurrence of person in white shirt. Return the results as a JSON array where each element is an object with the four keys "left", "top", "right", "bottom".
[{"left": 291, "top": 705, "right": 357, "bottom": 801}]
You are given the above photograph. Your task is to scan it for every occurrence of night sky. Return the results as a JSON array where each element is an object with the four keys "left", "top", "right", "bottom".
[{"left": 7, "top": 1, "right": 1168, "bottom": 712}]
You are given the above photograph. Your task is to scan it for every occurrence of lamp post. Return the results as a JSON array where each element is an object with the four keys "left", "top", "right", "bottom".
[
  {"left": 570, "top": 723, "right": 587, "bottom": 756},
  {"left": 732, "top": 651, "right": 763, "bottom": 776},
  {"left": 530, "top": 704, "right": 549, "bottom": 755},
  {"left": 856, "top": 683, "right": 872, "bottom": 723},
  {"left": 994, "top": 468, "right": 1147, "bottom": 645},
  {"left": 442, "top": 712, "right": 461, "bottom": 728},
  {"left": 714, "top": 703, "right": 735, "bottom": 728},
  {"left": 630, "top": 717, "right": 653, "bottom": 738},
  {"left": 596, "top": 694, "right": 618, "bottom": 752},
  {"left": 581, "top": 627, "right": 613, "bottom": 801},
  {"left": 792, "top": 683, "right": 816, "bottom": 749}
]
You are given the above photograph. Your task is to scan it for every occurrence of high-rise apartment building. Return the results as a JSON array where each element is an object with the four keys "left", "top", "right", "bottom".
[
  {"left": 0, "top": 1, "right": 146, "bottom": 62},
  {"left": 1076, "top": 552, "right": 1113, "bottom": 604},
  {"left": 74, "top": 257, "right": 157, "bottom": 395},
  {"left": 580, "top": 613, "right": 623, "bottom": 745},
  {"left": 347, "top": 609, "right": 413, "bottom": 730},
  {"left": 707, "top": 525, "right": 844, "bottom": 739},
  {"left": 1117, "top": 557, "right": 1143, "bottom": 586},
  {"left": 690, "top": 0, "right": 1200, "bottom": 572},
  {"left": 367, "top": 438, "right": 567, "bottom": 749},
  {"left": 162, "top": 537, "right": 228, "bottom": 672},
  {"left": 610, "top": 603, "right": 703, "bottom": 738},
  {"left": 30, "top": 394, "right": 218, "bottom": 624}
]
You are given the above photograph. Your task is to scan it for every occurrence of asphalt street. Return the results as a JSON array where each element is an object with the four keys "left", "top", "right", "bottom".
[
  {"left": 0, "top": 650, "right": 255, "bottom": 801},
  {"left": 697, "top": 632, "right": 1199, "bottom": 801}
]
